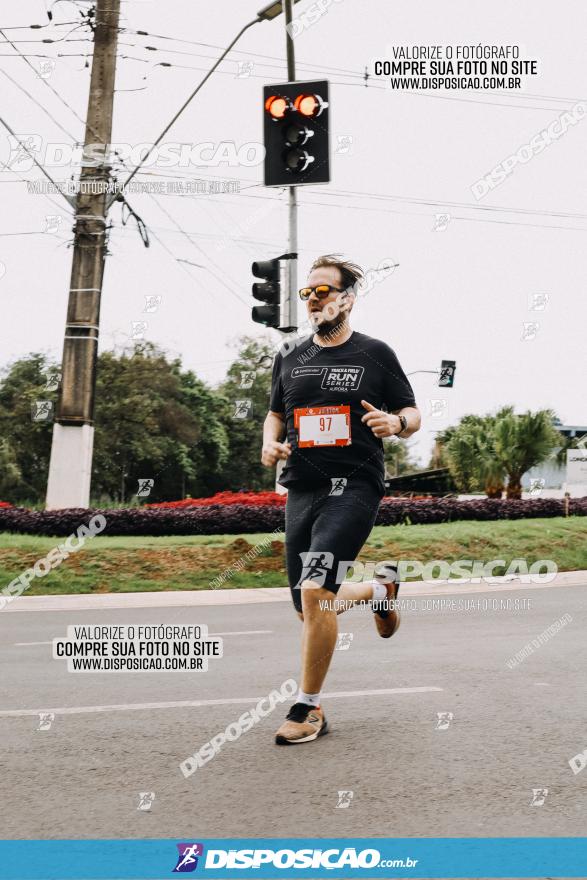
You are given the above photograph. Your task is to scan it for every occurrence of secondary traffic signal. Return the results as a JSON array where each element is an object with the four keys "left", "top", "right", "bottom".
[
  {"left": 263, "top": 80, "right": 330, "bottom": 187},
  {"left": 252, "top": 253, "right": 296, "bottom": 331},
  {"left": 438, "top": 360, "right": 457, "bottom": 387}
]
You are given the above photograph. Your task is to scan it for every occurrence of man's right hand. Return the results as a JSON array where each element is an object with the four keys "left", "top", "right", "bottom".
[{"left": 261, "top": 440, "right": 292, "bottom": 467}]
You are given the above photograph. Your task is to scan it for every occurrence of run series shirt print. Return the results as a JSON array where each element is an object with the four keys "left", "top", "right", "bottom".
[{"left": 269, "top": 331, "right": 416, "bottom": 493}]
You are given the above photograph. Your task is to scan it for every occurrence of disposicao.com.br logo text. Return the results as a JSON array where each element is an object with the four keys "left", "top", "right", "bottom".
[{"left": 201, "top": 846, "right": 418, "bottom": 870}]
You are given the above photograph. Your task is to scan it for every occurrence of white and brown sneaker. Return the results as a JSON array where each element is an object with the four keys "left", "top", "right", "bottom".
[
  {"left": 275, "top": 702, "right": 328, "bottom": 745},
  {"left": 372, "top": 563, "right": 401, "bottom": 639}
]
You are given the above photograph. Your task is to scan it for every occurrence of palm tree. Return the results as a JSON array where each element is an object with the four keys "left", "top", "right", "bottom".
[
  {"left": 440, "top": 408, "right": 560, "bottom": 499},
  {"left": 442, "top": 414, "right": 506, "bottom": 497},
  {"left": 554, "top": 432, "right": 587, "bottom": 467},
  {"left": 492, "top": 408, "right": 561, "bottom": 499}
]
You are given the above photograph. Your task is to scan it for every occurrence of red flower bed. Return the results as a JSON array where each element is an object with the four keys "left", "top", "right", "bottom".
[
  {"left": 0, "top": 501, "right": 13, "bottom": 508},
  {"left": 147, "top": 490, "right": 287, "bottom": 509}
]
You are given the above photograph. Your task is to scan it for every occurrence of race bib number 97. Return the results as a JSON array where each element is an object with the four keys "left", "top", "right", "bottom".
[{"left": 294, "top": 405, "right": 351, "bottom": 447}]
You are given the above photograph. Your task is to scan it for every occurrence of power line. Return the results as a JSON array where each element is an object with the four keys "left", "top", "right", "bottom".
[
  {"left": 118, "top": 15, "right": 261, "bottom": 191},
  {"left": 0, "top": 116, "right": 74, "bottom": 207},
  {"left": 0, "top": 23, "right": 258, "bottom": 306},
  {"left": 145, "top": 193, "right": 249, "bottom": 309},
  {"left": 0, "top": 67, "right": 78, "bottom": 140}
]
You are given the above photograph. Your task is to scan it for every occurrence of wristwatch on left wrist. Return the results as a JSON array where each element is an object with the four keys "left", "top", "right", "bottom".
[{"left": 396, "top": 414, "right": 408, "bottom": 436}]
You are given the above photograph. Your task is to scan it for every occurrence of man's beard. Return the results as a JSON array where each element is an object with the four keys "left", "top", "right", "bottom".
[{"left": 311, "top": 309, "right": 348, "bottom": 338}]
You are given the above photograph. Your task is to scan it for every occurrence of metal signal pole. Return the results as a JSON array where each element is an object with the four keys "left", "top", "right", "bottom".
[
  {"left": 283, "top": 0, "right": 298, "bottom": 331},
  {"left": 46, "top": 0, "right": 120, "bottom": 509}
]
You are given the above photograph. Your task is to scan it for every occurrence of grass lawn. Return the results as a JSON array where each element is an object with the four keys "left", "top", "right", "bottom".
[{"left": 0, "top": 517, "right": 585, "bottom": 596}]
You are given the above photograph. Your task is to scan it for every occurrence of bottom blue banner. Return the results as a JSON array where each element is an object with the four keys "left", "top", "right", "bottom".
[{"left": 1, "top": 837, "right": 586, "bottom": 879}]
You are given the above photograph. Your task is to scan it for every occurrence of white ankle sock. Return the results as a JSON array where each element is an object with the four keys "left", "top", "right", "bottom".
[
  {"left": 371, "top": 581, "right": 388, "bottom": 602},
  {"left": 297, "top": 690, "right": 321, "bottom": 708}
]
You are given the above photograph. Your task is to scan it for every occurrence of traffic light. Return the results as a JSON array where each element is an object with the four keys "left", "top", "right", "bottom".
[
  {"left": 252, "top": 253, "right": 296, "bottom": 331},
  {"left": 438, "top": 360, "right": 456, "bottom": 388},
  {"left": 263, "top": 80, "right": 330, "bottom": 187}
]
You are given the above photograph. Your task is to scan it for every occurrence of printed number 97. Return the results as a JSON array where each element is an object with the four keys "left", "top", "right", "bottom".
[{"left": 319, "top": 416, "right": 332, "bottom": 431}]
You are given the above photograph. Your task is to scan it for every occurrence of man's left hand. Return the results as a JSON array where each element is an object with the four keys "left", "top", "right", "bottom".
[{"left": 360, "top": 400, "right": 402, "bottom": 438}]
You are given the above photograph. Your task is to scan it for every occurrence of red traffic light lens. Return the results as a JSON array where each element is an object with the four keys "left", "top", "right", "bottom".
[
  {"left": 265, "top": 95, "right": 290, "bottom": 120},
  {"left": 294, "top": 93, "right": 324, "bottom": 117}
]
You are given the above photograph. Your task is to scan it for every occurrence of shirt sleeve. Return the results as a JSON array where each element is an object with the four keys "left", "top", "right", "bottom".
[
  {"left": 378, "top": 344, "right": 416, "bottom": 411},
  {"left": 269, "top": 351, "right": 284, "bottom": 414}
]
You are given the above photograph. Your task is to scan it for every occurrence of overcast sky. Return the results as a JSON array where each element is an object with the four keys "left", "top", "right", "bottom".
[{"left": 1, "top": 0, "right": 586, "bottom": 465}]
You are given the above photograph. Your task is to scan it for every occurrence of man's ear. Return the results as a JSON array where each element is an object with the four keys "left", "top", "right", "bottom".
[{"left": 340, "top": 289, "right": 355, "bottom": 310}]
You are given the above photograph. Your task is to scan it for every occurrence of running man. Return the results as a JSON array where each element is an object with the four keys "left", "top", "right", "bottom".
[{"left": 261, "top": 254, "right": 421, "bottom": 745}]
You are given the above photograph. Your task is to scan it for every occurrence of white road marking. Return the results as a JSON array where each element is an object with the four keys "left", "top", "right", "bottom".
[
  {"left": 13, "top": 629, "right": 272, "bottom": 646},
  {"left": 0, "top": 686, "right": 441, "bottom": 718}
]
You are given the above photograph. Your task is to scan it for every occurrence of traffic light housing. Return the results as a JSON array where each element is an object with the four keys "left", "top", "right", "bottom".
[
  {"left": 263, "top": 80, "right": 330, "bottom": 187},
  {"left": 438, "top": 360, "right": 456, "bottom": 388},
  {"left": 252, "top": 253, "right": 296, "bottom": 331}
]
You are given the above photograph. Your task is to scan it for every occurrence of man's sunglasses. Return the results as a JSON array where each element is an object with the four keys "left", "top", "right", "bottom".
[{"left": 298, "top": 284, "right": 345, "bottom": 301}]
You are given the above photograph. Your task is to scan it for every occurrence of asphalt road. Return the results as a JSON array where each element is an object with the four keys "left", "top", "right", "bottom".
[{"left": 1, "top": 585, "right": 586, "bottom": 841}]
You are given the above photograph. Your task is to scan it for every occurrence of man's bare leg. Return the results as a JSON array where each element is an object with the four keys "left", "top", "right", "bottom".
[
  {"left": 296, "top": 578, "right": 389, "bottom": 620},
  {"left": 333, "top": 579, "right": 375, "bottom": 614},
  {"left": 300, "top": 580, "right": 339, "bottom": 694}
]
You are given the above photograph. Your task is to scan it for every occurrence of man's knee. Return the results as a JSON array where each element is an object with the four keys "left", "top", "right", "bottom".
[{"left": 301, "top": 581, "right": 336, "bottom": 613}]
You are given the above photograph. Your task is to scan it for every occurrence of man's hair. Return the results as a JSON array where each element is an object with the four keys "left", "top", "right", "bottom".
[{"left": 309, "top": 254, "right": 364, "bottom": 292}]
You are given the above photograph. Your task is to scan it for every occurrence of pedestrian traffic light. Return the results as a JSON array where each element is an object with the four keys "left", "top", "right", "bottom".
[
  {"left": 252, "top": 253, "right": 297, "bottom": 331},
  {"left": 438, "top": 360, "right": 456, "bottom": 387},
  {"left": 263, "top": 80, "right": 330, "bottom": 187}
]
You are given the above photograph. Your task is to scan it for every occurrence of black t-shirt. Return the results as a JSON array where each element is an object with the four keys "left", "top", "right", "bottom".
[{"left": 269, "top": 330, "right": 416, "bottom": 495}]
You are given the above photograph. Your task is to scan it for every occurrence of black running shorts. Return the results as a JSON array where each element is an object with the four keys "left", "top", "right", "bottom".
[{"left": 284, "top": 477, "right": 384, "bottom": 613}]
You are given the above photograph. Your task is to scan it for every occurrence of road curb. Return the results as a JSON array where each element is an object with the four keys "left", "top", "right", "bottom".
[{"left": 3, "top": 570, "right": 586, "bottom": 612}]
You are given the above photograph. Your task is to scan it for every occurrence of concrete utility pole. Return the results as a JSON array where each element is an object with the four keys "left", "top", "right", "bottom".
[{"left": 46, "top": 0, "right": 120, "bottom": 509}]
